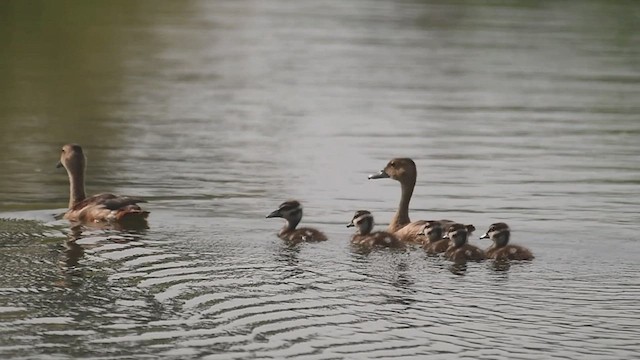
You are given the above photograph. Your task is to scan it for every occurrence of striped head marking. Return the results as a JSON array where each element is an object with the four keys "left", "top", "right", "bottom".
[
  {"left": 480, "top": 222, "right": 510, "bottom": 247},
  {"left": 445, "top": 223, "right": 469, "bottom": 247},
  {"left": 347, "top": 210, "right": 374, "bottom": 235},
  {"left": 418, "top": 220, "right": 443, "bottom": 241}
]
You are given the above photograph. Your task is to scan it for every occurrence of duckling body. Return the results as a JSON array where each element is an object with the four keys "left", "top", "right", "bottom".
[
  {"left": 266, "top": 200, "right": 327, "bottom": 243},
  {"left": 368, "top": 158, "right": 471, "bottom": 243},
  {"left": 57, "top": 144, "right": 149, "bottom": 224},
  {"left": 444, "top": 223, "right": 485, "bottom": 262},
  {"left": 420, "top": 222, "right": 477, "bottom": 255},
  {"left": 347, "top": 210, "right": 404, "bottom": 248},
  {"left": 481, "top": 222, "right": 534, "bottom": 261}
]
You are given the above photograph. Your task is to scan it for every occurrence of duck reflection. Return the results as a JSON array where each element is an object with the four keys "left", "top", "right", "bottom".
[
  {"left": 448, "top": 260, "right": 469, "bottom": 276},
  {"left": 488, "top": 259, "right": 511, "bottom": 272},
  {"left": 274, "top": 243, "right": 304, "bottom": 279},
  {"left": 55, "top": 222, "right": 147, "bottom": 287}
]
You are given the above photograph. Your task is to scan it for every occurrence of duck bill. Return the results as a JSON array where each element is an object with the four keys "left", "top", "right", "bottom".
[
  {"left": 368, "top": 170, "right": 390, "bottom": 179},
  {"left": 479, "top": 233, "right": 489, "bottom": 239},
  {"left": 56, "top": 161, "right": 63, "bottom": 169},
  {"left": 266, "top": 210, "right": 281, "bottom": 218},
  {"left": 346, "top": 222, "right": 354, "bottom": 228}
]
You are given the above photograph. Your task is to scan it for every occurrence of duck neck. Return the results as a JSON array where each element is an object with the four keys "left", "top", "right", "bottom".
[
  {"left": 357, "top": 218, "right": 374, "bottom": 235},
  {"left": 493, "top": 232, "right": 510, "bottom": 248},
  {"left": 390, "top": 177, "right": 415, "bottom": 232},
  {"left": 67, "top": 168, "right": 86, "bottom": 209},
  {"left": 280, "top": 212, "right": 302, "bottom": 235}
]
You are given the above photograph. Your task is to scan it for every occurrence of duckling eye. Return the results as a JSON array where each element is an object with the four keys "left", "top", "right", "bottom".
[{"left": 390, "top": 161, "right": 395, "bottom": 167}]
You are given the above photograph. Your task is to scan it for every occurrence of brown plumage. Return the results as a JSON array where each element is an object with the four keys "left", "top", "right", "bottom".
[
  {"left": 444, "top": 223, "right": 485, "bottom": 262},
  {"left": 57, "top": 144, "right": 149, "bottom": 224},
  {"left": 368, "top": 158, "right": 472, "bottom": 243},
  {"left": 266, "top": 200, "right": 327, "bottom": 243},
  {"left": 481, "top": 222, "right": 534, "bottom": 261},
  {"left": 419, "top": 221, "right": 449, "bottom": 254},
  {"left": 347, "top": 210, "right": 404, "bottom": 248}
]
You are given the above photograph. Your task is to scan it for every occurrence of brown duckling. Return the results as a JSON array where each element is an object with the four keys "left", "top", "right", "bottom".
[
  {"left": 481, "top": 222, "right": 534, "bottom": 261},
  {"left": 418, "top": 221, "right": 449, "bottom": 254},
  {"left": 57, "top": 144, "right": 149, "bottom": 224},
  {"left": 347, "top": 210, "right": 404, "bottom": 248},
  {"left": 368, "top": 158, "right": 470, "bottom": 243},
  {"left": 266, "top": 200, "right": 327, "bottom": 243},
  {"left": 443, "top": 223, "right": 485, "bottom": 262}
]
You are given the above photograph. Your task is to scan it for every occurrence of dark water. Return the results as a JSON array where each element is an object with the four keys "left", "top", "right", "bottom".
[{"left": 1, "top": 1, "right": 639, "bottom": 359}]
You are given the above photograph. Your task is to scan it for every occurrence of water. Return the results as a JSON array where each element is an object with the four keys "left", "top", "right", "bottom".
[{"left": 1, "top": 0, "right": 639, "bottom": 358}]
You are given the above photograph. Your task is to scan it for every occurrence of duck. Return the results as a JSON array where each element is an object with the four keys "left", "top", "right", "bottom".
[
  {"left": 418, "top": 221, "right": 449, "bottom": 254},
  {"left": 57, "top": 144, "right": 149, "bottom": 224},
  {"left": 368, "top": 157, "right": 468, "bottom": 243},
  {"left": 347, "top": 210, "right": 404, "bottom": 248},
  {"left": 443, "top": 223, "right": 485, "bottom": 262},
  {"left": 266, "top": 200, "right": 328, "bottom": 243},
  {"left": 480, "top": 222, "right": 534, "bottom": 261}
]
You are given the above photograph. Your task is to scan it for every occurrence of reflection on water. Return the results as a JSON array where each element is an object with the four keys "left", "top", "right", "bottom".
[{"left": 1, "top": 0, "right": 640, "bottom": 359}]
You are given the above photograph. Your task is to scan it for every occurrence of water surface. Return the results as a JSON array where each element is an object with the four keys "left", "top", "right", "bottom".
[{"left": 1, "top": 1, "right": 639, "bottom": 359}]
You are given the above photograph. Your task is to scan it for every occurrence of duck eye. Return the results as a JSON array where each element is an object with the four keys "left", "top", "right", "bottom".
[{"left": 390, "top": 161, "right": 395, "bottom": 167}]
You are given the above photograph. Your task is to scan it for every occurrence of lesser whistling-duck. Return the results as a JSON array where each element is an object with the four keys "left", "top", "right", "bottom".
[
  {"left": 368, "top": 158, "right": 471, "bottom": 243},
  {"left": 57, "top": 144, "right": 149, "bottom": 224},
  {"left": 266, "top": 200, "right": 327, "bottom": 243},
  {"left": 347, "top": 210, "right": 404, "bottom": 248},
  {"left": 481, "top": 222, "right": 534, "bottom": 261}
]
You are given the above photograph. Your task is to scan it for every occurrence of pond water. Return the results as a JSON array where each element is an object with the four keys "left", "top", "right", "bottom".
[{"left": 1, "top": 1, "right": 639, "bottom": 359}]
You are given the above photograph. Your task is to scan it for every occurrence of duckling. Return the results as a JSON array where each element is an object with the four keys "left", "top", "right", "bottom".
[
  {"left": 481, "top": 222, "right": 534, "bottom": 261},
  {"left": 443, "top": 223, "right": 485, "bottom": 262},
  {"left": 57, "top": 144, "right": 149, "bottom": 224},
  {"left": 266, "top": 200, "right": 327, "bottom": 243},
  {"left": 368, "top": 158, "right": 470, "bottom": 243},
  {"left": 347, "top": 210, "right": 404, "bottom": 248},
  {"left": 418, "top": 221, "right": 448, "bottom": 254}
]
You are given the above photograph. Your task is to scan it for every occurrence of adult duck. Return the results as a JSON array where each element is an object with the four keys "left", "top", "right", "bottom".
[
  {"left": 368, "top": 158, "right": 464, "bottom": 243},
  {"left": 57, "top": 144, "right": 149, "bottom": 224}
]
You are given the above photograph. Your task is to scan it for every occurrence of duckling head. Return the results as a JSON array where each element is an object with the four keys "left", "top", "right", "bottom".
[
  {"left": 266, "top": 200, "right": 303, "bottom": 229},
  {"left": 480, "top": 222, "right": 510, "bottom": 247},
  {"left": 347, "top": 210, "right": 374, "bottom": 235},
  {"left": 445, "top": 223, "right": 469, "bottom": 248},
  {"left": 418, "top": 220, "right": 443, "bottom": 242}
]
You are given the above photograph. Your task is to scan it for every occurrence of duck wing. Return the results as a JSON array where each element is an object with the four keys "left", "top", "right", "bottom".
[{"left": 102, "top": 196, "right": 147, "bottom": 210}]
